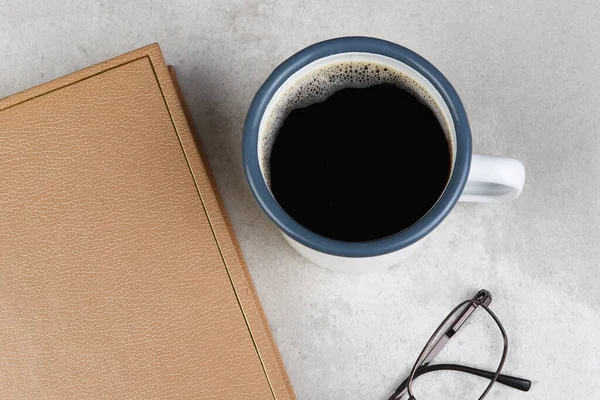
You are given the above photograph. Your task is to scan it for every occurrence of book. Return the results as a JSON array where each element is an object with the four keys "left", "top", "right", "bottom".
[{"left": 0, "top": 44, "right": 295, "bottom": 400}]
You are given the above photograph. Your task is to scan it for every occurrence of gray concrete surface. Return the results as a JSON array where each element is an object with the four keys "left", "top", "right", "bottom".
[{"left": 1, "top": 1, "right": 599, "bottom": 399}]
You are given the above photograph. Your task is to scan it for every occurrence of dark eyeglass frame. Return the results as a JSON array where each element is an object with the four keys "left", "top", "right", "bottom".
[{"left": 388, "top": 289, "right": 531, "bottom": 400}]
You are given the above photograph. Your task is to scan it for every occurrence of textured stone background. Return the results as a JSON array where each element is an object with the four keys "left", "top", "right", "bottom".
[{"left": 2, "top": 1, "right": 599, "bottom": 398}]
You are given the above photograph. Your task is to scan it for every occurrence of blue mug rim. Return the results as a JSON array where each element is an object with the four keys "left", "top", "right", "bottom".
[{"left": 242, "top": 36, "right": 471, "bottom": 258}]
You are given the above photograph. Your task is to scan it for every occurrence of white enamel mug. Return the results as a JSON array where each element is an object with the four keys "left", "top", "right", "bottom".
[{"left": 243, "top": 37, "right": 525, "bottom": 273}]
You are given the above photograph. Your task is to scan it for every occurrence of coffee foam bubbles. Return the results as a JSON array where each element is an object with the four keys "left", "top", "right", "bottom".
[{"left": 260, "top": 61, "right": 453, "bottom": 185}]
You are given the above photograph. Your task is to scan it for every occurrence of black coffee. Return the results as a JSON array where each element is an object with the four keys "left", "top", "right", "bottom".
[{"left": 268, "top": 66, "right": 451, "bottom": 242}]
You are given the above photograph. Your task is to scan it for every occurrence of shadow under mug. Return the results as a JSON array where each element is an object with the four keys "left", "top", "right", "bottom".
[{"left": 243, "top": 37, "right": 525, "bottom": 273}]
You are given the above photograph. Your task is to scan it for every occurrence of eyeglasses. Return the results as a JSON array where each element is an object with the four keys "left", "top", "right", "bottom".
[{"left": 388, "top": 289, "right": 531, "bottom": 400}]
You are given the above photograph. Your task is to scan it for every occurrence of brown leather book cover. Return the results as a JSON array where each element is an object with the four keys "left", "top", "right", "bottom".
[{"left": 0, "top": 44, "right": 295, "bottom": 400}]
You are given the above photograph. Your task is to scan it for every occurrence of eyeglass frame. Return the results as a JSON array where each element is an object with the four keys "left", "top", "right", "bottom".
[{"left": 388, "top": 289, "right": 531, "bottom": 400}]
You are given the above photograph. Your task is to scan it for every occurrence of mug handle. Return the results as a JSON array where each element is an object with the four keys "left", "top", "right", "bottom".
[{"left": 459, "top": 154, "right": 525, "bottom": 203}]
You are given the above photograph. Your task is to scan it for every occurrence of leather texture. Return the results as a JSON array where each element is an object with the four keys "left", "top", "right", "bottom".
[{"left": 0, "top": 44, "right": 295, "bottom": 400}]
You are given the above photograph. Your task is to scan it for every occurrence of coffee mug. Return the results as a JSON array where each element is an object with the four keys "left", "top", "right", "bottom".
[{"left": 243, "top": 37, "right": 525, "bottom": 272}]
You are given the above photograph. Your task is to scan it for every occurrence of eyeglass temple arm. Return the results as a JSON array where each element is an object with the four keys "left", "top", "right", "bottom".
[
  {"left": 420, "top": 289, "right": 493, "bottom": 367},
  {"left": 420, "top": 364, "right": 530, "bottom": 391},
  {"left": 388, "top": 364, "right": 531, "bottom": 400}
]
